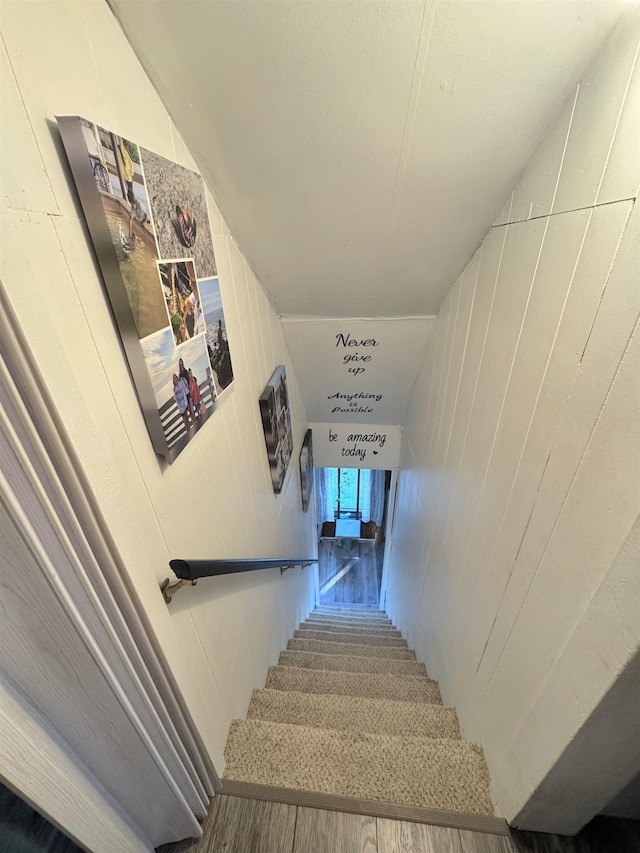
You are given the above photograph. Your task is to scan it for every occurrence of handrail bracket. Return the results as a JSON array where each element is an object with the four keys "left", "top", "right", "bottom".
[
  {"left": 161, "top": 577, "right": 197, "bottom": 605},
  {"left": 280, "top": 561, "right": 314, "bottom": 575}
]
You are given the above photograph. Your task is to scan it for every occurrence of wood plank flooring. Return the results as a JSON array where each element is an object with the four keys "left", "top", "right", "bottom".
[
  {"left": 294, "top": 808, "right": 377, "bottom": 853},
  {"left": 156, "top": 795, "right": 640, "bottom": 853},
  {"left": 318, "top": 538, "right": 383, "bottom": 605}
]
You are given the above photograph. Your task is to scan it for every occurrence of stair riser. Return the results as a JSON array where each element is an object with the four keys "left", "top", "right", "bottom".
[
  {"left": 294, "top": 630, "right": 408, "bottom": 647},
  {"left": 287, "top": 639, "right": 417, "bottom": 660},
  {"left": 279, "top": 651, "right": 427, "bottom": 677}
]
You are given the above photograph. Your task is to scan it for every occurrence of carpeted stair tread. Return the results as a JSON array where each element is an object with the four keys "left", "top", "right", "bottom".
[
  {"left": 223, "top": 719, "right": 493, "bottom": 816},
  {"left": 279, "top": 650, "right": 427, "bottom": 677},
  {"left": 308, "top": 614, "right": 393, "bottom": 625},
  {"left": 305, "top": 615, "right": 394, "bottom": 627},
  {"left": 312, "top": 612, "right": 390, "bottom": 620},
  {"left": 314, "top": 606, "right": 387, "bottom": 614},
  {"left": 309, "top": 608, "right": 391, "bottom": 617},
  {"left": 299, "top": 622, "right": 402, "bottom": 636},
  {"left": 265, "top": 666, "right": 442, "bottom": 704},
  {"left": 310, "top": 601, "right": 389, "bottom": 619},
  {"left": 294, "top": 629, "right": 408, "bottom": 647},
  {"left": 287, "top": 638, "right": 417, "bottom": 660},
  {"left": 314, "top": 603, "right": 386, "bottom": 610},
  {"left": 305, "top": 620, "right": 396, "bottom": 631},
  {"left": 247, "top": 688, "right": 461, "bottom": 739}
]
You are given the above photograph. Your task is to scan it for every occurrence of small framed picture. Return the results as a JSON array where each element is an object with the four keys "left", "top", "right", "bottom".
[
  {"left": 259, "top": 366, "right": 293, "bottom": 493},
  {"left": 299, "top": 429, "right": 314, "bottom": 512}
]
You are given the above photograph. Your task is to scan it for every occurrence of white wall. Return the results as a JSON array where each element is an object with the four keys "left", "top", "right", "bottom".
[
  {"left": 0, "top": 0, "right": 316, "bottom": 785},
  {"left": 385, "top": 7, "right": 639, "bottom": 832},
  {"left": 281, "top": 316, "right": 434, "bottom": 425}
]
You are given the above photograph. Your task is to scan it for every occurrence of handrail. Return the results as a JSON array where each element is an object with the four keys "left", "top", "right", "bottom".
[{"left": 161, "top": 558, "right": 318, "bottom": 604}]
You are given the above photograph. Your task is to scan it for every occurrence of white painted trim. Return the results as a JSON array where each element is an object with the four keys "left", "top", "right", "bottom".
[
  {"left": 0, "top": 673, "right": 150, "bottom": 853},
  {"left": 0, "top": 279, "right": 218, "bottom": 847}
]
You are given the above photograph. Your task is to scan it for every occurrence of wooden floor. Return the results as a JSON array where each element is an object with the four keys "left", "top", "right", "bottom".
[
  {"left": 318, "top": 538, "right": 383, "bottom": 605},
  {"left": 156, "top": 795, "right": 640, "bottom": 853}
]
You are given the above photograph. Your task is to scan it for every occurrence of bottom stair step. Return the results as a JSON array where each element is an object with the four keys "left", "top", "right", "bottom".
[
  {"left": 223, "top": 719, "right": 494, "bottom": 816},
  {"left": 247, "top": 688, "right": 461, "bottom": 739}
]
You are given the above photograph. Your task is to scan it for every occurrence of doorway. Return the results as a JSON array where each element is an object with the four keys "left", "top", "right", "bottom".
[{"left": 315, "top": 468, "right": 390, "bottom": 606}]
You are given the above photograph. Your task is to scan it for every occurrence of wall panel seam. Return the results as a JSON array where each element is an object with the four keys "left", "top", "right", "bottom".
[{"left": 474, "top": 313, "right": 640, "bottom": 715}]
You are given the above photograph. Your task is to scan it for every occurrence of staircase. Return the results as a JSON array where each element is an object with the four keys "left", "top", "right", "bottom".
[{"left": 222, "top": 605, "right": 501, "bottom": 831}]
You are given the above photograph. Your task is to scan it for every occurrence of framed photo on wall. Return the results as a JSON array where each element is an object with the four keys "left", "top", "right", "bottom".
[
  {"left": 259, "top": 365, "right": 293, "bottom": 493},
  {"left": 299, "top": 429, "right": 313, "bottom": 512},
  {"left": 56, "top": 116, "right": 234, "bottom": 463}
]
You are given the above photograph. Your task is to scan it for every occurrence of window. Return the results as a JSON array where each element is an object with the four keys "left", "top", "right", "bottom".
[{"left": 334, "top": 468, "right": 371, "bottom": 519}]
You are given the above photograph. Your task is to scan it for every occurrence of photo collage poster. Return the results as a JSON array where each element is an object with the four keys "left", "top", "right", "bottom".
[{"left": 60, "top": 117, "right": 234, "bottom": 462}]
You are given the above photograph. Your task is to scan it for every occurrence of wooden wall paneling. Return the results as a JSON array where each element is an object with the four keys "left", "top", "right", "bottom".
[
  {"left": 419, "top": 251, "right": 481, "bottom": 615},
  {"left": 553, "top": 8, "right": 640, "bottom": 212},
  {"left": 473, "top": 204, "right": 639, "bottom": 826},
  {"left": 484, "top": 327, "right": 640, "bottom": 822},
  {"left": 473, "top": 198, "right": 639, "bottom": 715},
  {"left": 450, "top": 219, "right": 544, "bottom": 588},
  {"left": 509, "top": 85, "right": 578, "bottom": 223},
  {"left": 595, "top": 10, "right": 640, "bottom": 205},
  {"left": 456, "top": 207, "right": 590, "bottom": 696},
  {"left": 505, "top": 520, "right": 640, "bottom": 833},
  {"left": 428, "top": 224, "right": 507, "bottom": 603},
  {"left": 469, "top": 199, "right": 634, "bottom": 709}
]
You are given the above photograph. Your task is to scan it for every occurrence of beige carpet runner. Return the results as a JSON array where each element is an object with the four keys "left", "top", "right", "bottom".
[{"left": 222, "top": 605, "right": 494, "bottom": 817}]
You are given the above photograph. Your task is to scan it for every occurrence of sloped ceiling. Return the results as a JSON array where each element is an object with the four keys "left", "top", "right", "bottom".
[
  {"left": 110, "top": 0, "right": 626, "bottom": 319},
  {"left": 108, "top": 1, "right": 627, "bottom": 427}
]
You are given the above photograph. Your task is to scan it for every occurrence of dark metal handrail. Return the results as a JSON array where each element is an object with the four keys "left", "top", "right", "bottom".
[{"left": 161, "top": 558, "right": 317, "bottom": 604}]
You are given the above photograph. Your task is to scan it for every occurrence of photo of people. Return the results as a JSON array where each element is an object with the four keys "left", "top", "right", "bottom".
[
  {"left": 139, "top": 147, "right": 217, "bottom": 278},
  {"left": 199, "top": 276, "right": 234, "bottom": 394},
  {"left": 79, "top": 120, "right": 167, "bottom": 340},
  {"left": 158, "top": 260, "right": 206, "bottom": 346},
  {"left": 142, "top": 328, "right": 214, "bottom": 449}
]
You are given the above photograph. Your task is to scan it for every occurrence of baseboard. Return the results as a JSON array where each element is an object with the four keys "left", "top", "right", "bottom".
[{"left": 220, "top": 779, "right": 510, "bottom": 836}]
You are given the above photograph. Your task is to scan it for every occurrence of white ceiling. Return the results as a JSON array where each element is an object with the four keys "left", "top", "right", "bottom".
[
  {"left": 109, "top": 0, "right": 627, "bottom": 427},
  {"left": 111, "top": 0, "right": 627, "bottom": 319}
]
